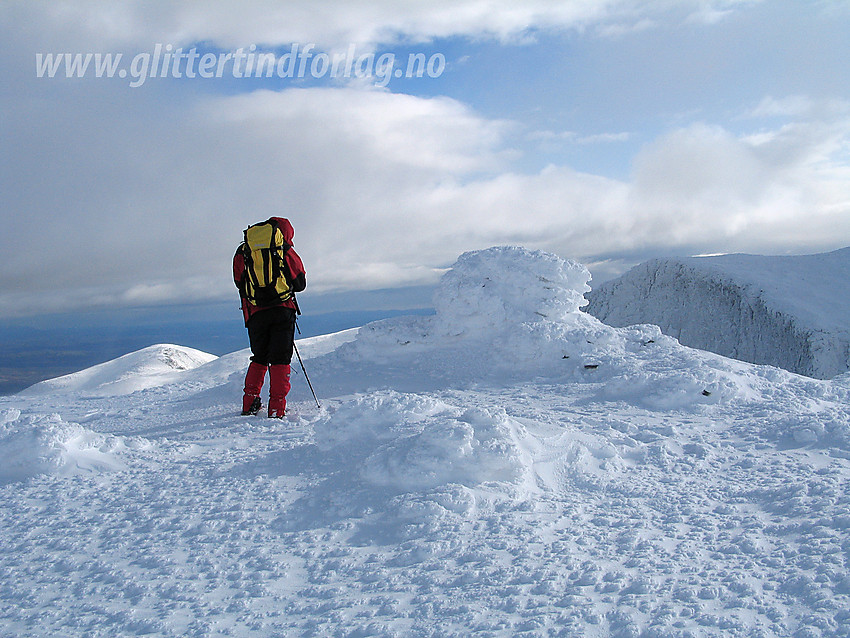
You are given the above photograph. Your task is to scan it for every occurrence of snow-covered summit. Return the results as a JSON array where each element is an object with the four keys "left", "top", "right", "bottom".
[
  {"left": 21, "top": 343, "right": 217, "bottom": 397},
  {"left": 585, "top": 247, "right": 850, "bottom": 379},
  {"left": 3, "top": 247, "right": 850, "bottom": 636}
]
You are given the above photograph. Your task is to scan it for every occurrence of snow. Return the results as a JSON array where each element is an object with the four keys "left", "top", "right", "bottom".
[
  {"left": 585, "top": 247, "right": 850, "bottom": 379},
  {"left": 0, "top": 411, "right": 149, "bottom": 483},
  {"left": 20, "top": 344, "right": 218, "bottom": 397},
  {"left": 2, "top": 245, "right": 850, "bottom": 636}
]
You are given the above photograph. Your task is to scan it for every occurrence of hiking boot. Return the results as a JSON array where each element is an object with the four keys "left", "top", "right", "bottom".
[{"left": 241, "top": 396, "right": 262, "bottom": 416}]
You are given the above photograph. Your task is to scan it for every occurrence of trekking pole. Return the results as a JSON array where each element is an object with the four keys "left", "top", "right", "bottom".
[{"left": 292, "top": 341, "right": 320, "bottom": 410}]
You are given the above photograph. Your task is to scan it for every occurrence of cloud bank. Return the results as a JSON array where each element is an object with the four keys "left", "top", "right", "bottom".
[
  {"left": 5, "top": 0, "right": 763, "bottom": 50},
  {"left": 2, "top": 0, "right": 849, "bottom": 316}
]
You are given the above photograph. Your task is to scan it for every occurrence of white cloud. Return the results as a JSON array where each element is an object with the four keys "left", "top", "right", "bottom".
[
  {"left": 2, "top": 81, "right": 849, "bottom": 316},
  {"left": 0, "top": 84, "right": 520, "bottom": 313},
  {"left": 6, "top": 0, "right": 762, "bottom": 50},
  {"left": 577, "top": 132, "right": 632, "bottom": 144},
  {"left": 528, "top": 129, "right": 631, "bottom": 145},
  {"left": 596, "top": 17, "right": 657, "bottom": 38},
  {"left": 201, "top": 88, "right": 511, "bottom": 175},
  {"left": 185, "top": 89, "right": 850, "bottom": 286},
  {"left": 748, "top": 95, "right": 815, "bottom": 118},
  {"left": 628, "top": 116, "right": 850, "bottom": 251}
]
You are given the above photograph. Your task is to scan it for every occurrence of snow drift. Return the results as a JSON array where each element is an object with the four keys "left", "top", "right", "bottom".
[
  {"left": 585, "top": 247, "right": 850, "bottom": 379},
  {"left": 3, "top": 246, "right": 850, "bottom": 637},
  {"left": 0, "top": 409, "right": 149, "bottom": 483}
]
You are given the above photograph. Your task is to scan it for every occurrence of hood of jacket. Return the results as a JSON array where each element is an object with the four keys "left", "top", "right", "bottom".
[{"left": 269, "top": 217, "right": 295, "bottom": 244}]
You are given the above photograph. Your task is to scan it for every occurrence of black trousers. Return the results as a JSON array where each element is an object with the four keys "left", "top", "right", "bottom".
[{"left": 246, "top": 306, "right": 296, "bottom": 366}]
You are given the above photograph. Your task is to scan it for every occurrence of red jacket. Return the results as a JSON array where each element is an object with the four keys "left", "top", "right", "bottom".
[{"left": 233, "top": 217, "right": 306, "bottom": 325}]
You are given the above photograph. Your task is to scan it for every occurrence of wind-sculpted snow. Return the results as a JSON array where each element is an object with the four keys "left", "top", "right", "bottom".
[
  {"left": 318, "top": 393, "right": 532, "bottom": 493},
  {"left": 0, "top": 409, "right": 150, "bottom": 483},
  {"left": 434, "top": 245, "right": 592, "bottom": 333},
  {"left": 2, "top": 246, "right": 850, "bottom": 636},
  {"left": 321, "top": 246, "right": 645, "bottom": 388},
  {"left": 586, "top": 247, "right": 850, "bottom": 379}
]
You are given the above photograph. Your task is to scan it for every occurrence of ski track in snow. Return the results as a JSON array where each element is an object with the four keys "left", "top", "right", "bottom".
[{"left": 2, "top": 247, "right": 850, "bottom": 637}]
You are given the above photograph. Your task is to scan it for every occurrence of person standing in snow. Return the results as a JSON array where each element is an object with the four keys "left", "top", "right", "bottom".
[{"left": 233, "top": 217, "right": 306, "bottom": 418}]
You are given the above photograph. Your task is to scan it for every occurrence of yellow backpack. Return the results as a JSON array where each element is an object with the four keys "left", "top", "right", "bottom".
[{"left": 239, "top": 219, "right": 292, "bottom": 307}]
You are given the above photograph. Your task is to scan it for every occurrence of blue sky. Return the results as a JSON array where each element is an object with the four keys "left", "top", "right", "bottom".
[{"left": 1, "top": 0, "right": 849, "bottom": 318}]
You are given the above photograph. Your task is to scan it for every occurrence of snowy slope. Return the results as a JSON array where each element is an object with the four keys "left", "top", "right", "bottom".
[
  {"left": 20, "top": 343, "right": 218, "bottom": 397},
  {"left": 585, "top": 247, "right": 850, "bottom": 379},
  {"left": 2, "top": 246, "right": 850, "bottom": 637}
]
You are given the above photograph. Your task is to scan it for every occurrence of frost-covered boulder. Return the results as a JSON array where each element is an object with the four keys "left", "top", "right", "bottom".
[
  {"left": 434, "top": 246, "right": 591, "bottom": 335},
  {"left": 585, "top": 247, "right": 850, "bottom": 379},
  {"left": 329, "top": 246, "right": 608, "bottom": 386}
]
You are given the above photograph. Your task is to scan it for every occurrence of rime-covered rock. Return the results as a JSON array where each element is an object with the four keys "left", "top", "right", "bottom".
[{"left": 585, "top": 247, "right": 850, "bottom": 378}]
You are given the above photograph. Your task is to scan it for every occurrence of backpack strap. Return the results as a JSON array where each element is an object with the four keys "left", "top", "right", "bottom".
[
  {"left": 241, "top": 240, "right": 265, "bottom": 300},
  {"left": 263, "top": 217, "right": 293, "bottom": 286}
]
